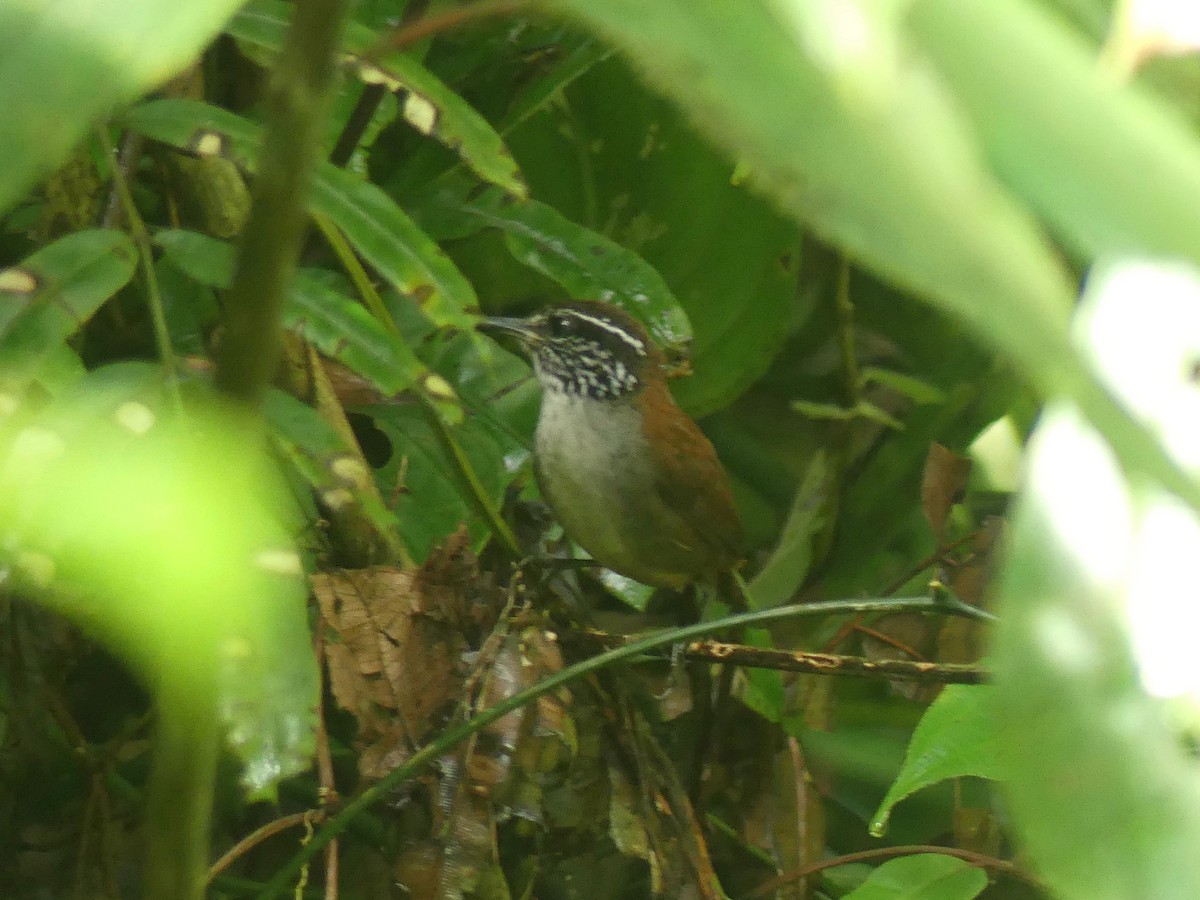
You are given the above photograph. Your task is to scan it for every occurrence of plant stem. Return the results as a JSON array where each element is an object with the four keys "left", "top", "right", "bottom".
[
  {"left": 96, "top": 124, "right": 182, "bottom": 413},
  {"left": 214, "top": 0, "right": 354, "bottom": 404},
  {"left": 142, "top": 684, "right": 220, "bottom": 900}
]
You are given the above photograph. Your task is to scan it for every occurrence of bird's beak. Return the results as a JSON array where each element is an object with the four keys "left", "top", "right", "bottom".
[{"left": 476, "top": 316, "right": 542, "bottom": 353}]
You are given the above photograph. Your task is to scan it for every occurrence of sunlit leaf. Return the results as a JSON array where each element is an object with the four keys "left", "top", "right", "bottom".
[
  {"left": 994, "top": 258, "right": 1200, "bottom": 899},
  {"left": 0, "top": 365, "right": 317, "bottom": 795}
]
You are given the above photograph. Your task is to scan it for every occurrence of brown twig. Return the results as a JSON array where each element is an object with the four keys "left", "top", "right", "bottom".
[
  {"left": 364, "top": 0, "right": 530, "bottom": 61},
  {"left": 207, "top": 813, "right": 320, "bottom": 883},
  {"left": 747, "top": 843, "right": 1046, "bottom": 898},
  {"left": 821, "top": 529, "right": 985, "bottom": 654},
  {"left": 851, "top": 623, "right": 928, "bottom": 660},
  {"left": 313, "top": 615, "right": 340, "bottom": 900},
  {"left": 683, "top": 641, "right": 989, "bottom": 684}
]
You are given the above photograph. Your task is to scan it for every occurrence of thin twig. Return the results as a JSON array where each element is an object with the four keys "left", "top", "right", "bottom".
[
  {"left": 683, "top": 641, "right": 988, "bottom": 684},
  {"left": 208, "top": 813, "right": 318, "bottom": 882},
  {"left": 96, "top": 125, "right": 182, "bottom": 412},
  {"left": 313, "top": 616, "right": 340, "bottom": 900},
  {"left": 746, "top": 843, "right": 1047, "bottom": 898},
  {"left": 363, "top": 0, "right": 530, "bottom": 61}
]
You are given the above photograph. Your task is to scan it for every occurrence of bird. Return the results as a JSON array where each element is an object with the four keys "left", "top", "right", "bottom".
[{"left": 476, "top": 300, "right": 742, "bottom": 596}]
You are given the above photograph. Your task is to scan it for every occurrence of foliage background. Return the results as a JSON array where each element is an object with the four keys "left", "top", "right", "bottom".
[{"left": 2, "top": 0, "right": 1199, "bottom": 898}]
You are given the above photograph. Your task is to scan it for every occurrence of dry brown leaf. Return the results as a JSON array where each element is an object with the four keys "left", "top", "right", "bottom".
[
  {"left": 921, "top": 442, "right": 972, "bottom": 540},
  {"left": 313, "top": 529, "right": 484, "bottom": 779}
]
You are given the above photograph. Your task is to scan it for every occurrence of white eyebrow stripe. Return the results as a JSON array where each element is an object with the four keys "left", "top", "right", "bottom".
[{"left": 566, "top": 310, "right": 647, "bottom": 355}]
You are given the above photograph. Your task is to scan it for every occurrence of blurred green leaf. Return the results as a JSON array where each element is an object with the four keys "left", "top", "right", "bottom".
[
  {"left": 910, "top": 0, "right": 1200, "bottom": 265},
  {"left": 124, "top": 99, "right": 478, "bottom": 327},
  {"left": 993, "top": 258, "right": 1200, "bottom": 900},
  {"left": 870, "top": 686, "right": 1000, "bottom": 837},
  {"left": 0, "top": 230, "right": 136, "bottom": 374},
  {"left": 840, "top": 854, "right": 987, "bottom": 900},
  {"left": 997, "top": 409, "right": 1200, "bottom": 900},
  {"left": 0, "top": 0, "right": 245, "bottom": 213},
  {"left": 155, "top": 228, "right": 422, "bottom": 394},
  {"left": 0, "top": 365, "right": 317, "bottom": 794},
  {"left": 228, "top": 0, "right": 527, "bottom": 198}
]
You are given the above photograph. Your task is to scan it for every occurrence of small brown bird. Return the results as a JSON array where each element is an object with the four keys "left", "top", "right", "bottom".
[{"left": 477, "top": 301, "right": 742, "bottom": 592}]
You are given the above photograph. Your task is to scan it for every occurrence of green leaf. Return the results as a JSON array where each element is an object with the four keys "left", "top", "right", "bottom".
[
  {"left": 0, "top": 365, "right": 317, "bottom": 794},
  {"left": 228, "top": 0, "right": 527, "bottom": 198},
  {"left": 0, "top": 230, "right": 137, "bottom": 373},
  {"left": 460, "top": 189, "right": 692, "bottom": 349},
  {"left": 124, "top": 100, "right": 478, "bottom": 327},
  {"left": 748, "top": 450, "right": 832, "bottom": 608},
  {"left": 367, "top": 404, "right": 509, "bottom": 559},
  {"left": 841, "top": 855, "right": 987, "bottom": 900},
  {"left": 0, "top": 0, "right": 246, "bottom": 213},
  {"left": 870, "top": 686, "right": 1001, "bottom": 837},
  {"left": 265, "top": 389, "right": 399, "bottom": 544},
  {"left": 542, "top": 0, "right": 1080, "bottom": 401},
  {"left": 154, "top": 228, "right": 422, "bottom": 394}
]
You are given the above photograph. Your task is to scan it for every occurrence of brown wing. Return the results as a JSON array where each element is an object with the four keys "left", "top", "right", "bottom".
[{"left": 640, "top": 380, "right": 743, "bottom": 573}]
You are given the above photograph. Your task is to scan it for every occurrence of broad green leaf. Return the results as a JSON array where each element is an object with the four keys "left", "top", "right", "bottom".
[
  {"left": 154, "top": 228, "right": 422, "bottom": 394},
  {"left": 870, "top": 686, "right": 1000, "bottom": 837},
  {"left": 0, "top": 230, "right": 136, "bottom": 372},
  {"left": 367, "top": 404, "right": 509, "bottom": 559},
  {"left": 841, "top": 855, "right": 987, "bottom": 900},
  {"left": 124, "top": 100, "right": 477, "bottom": 327},
  {"left": 460, "top": 188, "right": 692, "bottom": 349},
  {"left": 0, "top": 0, "right": 245, "bottom": 213},
  {"left": 0, "top": 364, "right": 317, "bottom": 795},
  {"left": 229, "top": 0, "right": 527, "bottom": 198}
]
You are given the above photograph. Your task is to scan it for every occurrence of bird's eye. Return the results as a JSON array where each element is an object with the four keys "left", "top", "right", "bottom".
[{"left": 548, "top": 313, "right": 575, "bottom": 337}]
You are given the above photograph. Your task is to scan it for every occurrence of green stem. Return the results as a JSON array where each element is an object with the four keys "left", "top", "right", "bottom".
[
  {"left": 142, "top": 683, "right": 220, "bottom": 900},
  {"left": 96, "top": 125, "right": 182, "bottom": 413},
  {"left": 254, "top": 594, "right": 990, "bottom": 900},
  {"left": 214, "top": 0, "right": 354, "bottom": 404}
]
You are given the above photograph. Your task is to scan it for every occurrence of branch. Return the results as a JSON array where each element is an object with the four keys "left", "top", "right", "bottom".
[{"left": 214, "top": 0, "right": 354, "bottom": 403}]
